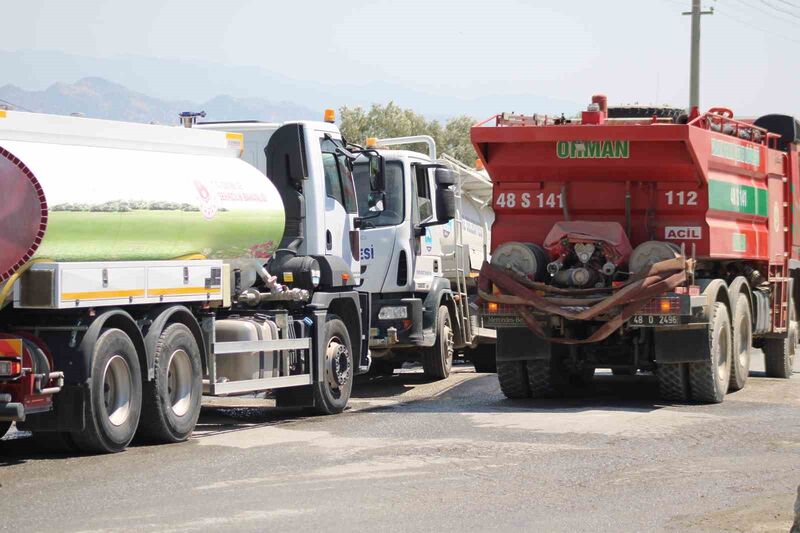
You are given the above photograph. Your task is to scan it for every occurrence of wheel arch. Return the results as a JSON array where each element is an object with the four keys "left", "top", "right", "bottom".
[
  {"left": 78, "top": 309, "right": 147, "bottom": 382},
  {"left": 325, "top": 296, "right": 362, "bottom": 372},
  {"left": 142, "top": 305, "right": 206, "bottom": 379}
]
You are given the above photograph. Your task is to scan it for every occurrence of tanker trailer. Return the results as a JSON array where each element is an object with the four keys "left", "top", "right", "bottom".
[
  {"left": 0, "top": 109, "right": 385, "bottom": 452},
  {"left": 474, "top": 96, "right": 799, "bottom": 403}
]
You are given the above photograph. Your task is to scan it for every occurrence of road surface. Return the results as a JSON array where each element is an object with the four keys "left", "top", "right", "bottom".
[{"left": 1, "top": 351, "right": 798, "bottom": 532}]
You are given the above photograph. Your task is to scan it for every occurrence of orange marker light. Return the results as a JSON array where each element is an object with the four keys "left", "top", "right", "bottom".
[
  {"left": 659, "top": 299, "right": 672, "bottom": 313},
  {"left": 475, "top": 159, "right": 485, "bottom": 170},
  {"left": 324, "top": 109, "right": 336, "bottom": 123},
  {"left": 366, "top": 137, "right": 377, "bottom": 148},
  {"left": 487, "top": 302, "right": 499, "bottom": 313}
]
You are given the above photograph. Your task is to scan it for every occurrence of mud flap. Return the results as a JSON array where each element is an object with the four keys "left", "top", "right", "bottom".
[
  {"left": 496, "top": 328, "right": 552, "bottom": 362},
  {"left": 654, "top": 328, "right": 710, "bottom": 364}
]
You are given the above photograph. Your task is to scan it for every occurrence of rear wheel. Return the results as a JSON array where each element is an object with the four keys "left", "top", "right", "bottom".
[
  {"left": 689, "top": 302, "right": 732, "bottom": 403},
  {"left": 137, "top": 323, "right": 202, "bottom": 443},
  {"left": 496, "top": 360, "right": 530, "bottom": 399},
  {"left": 72, "top": 328, "right": 142, "bottom": 453},
  {"left": 729, "top": 294, "right": 752, "bottom": 391},
  {"left": 422, "top": 306, "right": 454, "bottom": 380},
  {"left": 657, "top": 363, "right": 689, "bottom": 401},
  {"left": 312, "top": 315, "right": 353, "bottom": 415},
  {"left": 764, "top": 321, "right": 797, "bottom": 379}
]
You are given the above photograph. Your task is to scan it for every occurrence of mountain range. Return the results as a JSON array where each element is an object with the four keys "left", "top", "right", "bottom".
[{"left": 0, "top": 77, "right": 317, "bottom": 124}]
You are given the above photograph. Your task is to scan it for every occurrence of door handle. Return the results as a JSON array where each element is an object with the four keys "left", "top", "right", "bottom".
[{"left": 326, "top": 230, "right": 332, "bottom": 250}]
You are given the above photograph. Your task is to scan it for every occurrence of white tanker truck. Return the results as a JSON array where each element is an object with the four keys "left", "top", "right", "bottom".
[{"left": 0, "top": 109, "right": 386, "bottom": 453}]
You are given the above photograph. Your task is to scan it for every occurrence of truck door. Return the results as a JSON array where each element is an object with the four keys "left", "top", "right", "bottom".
[
  {"left": 319, "top": 136, "right": 360, "bottom": 282},
  {"left": 411, "top": 163, "right": 441, "bottom": 292}
]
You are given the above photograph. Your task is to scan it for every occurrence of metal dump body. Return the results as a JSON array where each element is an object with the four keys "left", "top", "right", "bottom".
[{"left": 471, "top": 112, "right": 794, "bottom": 266}]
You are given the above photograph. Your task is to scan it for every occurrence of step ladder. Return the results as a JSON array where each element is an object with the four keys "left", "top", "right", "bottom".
[{"left": 443, "top": 157, "right": 474, "bottom": 346}]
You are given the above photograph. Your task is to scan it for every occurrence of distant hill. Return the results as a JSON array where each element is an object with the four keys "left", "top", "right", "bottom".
[{"left": 0, "top": 77, "right": 318, "bottom": 124}]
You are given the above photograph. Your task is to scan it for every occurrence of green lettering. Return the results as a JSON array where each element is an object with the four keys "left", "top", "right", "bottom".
[
  {"left": 615, "top": 140, "right": 629, "bottom": 158},
  {"left": 556, "top": 141, "right": 569, "bottom": 159},
  {"left": 586, "top": 142, "right": 601, "bottom": 158},
  {"left": 601, "top": 141, "right": 614, "bottom": 158}
]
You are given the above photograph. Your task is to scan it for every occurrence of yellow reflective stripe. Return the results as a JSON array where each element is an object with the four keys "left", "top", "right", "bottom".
[
  {"left": 0, "top": 110, "right": 6, "bottom": 118},
  {"left": 148, "top": 287, "right": 221, "bottom": 296},
  {"left": 61, "top": 289, "right": 146, "bottom": 300}
]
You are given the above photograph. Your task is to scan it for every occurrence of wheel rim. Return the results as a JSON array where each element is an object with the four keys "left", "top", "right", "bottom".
[
  {"left": 325, "top": 335, "right": 350, "bottom": 399},
  {"left": 166, "top": 349, "right": 193, "bottom": 417},
  {"left": 443, "top": 317, "right": 454, "bottom": 371},
  {"left": 102, "top": 355, "right": 132, "bottom": 427},
  {"left": 717, "top": 322, "right": 730, "bottom": 383}
]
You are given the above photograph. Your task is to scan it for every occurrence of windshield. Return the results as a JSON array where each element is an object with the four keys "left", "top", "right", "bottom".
[{"left": 354, "top": 160, "right": 404, "bottom": 227}]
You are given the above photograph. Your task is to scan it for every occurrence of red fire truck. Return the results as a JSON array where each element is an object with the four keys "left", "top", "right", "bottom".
[{"left": 474, "top": 95, "right": 798, "bottom": 403}]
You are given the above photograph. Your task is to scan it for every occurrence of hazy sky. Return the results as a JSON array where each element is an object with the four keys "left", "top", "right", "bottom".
[{"left": 3, "top": 0, "right": 799, "bottom": 117}]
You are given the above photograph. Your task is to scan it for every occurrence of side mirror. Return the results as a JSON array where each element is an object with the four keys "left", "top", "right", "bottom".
[
  {"left": 368, "top": 191, "right": 385, "bottom": 212},
  {"left": 368, "top": 153, "right": 386, "bottom": 191},
  {"left": 436, "top": 188, "right": 456, "bottom": 222},
  {"left": 434, "top": 168, "right": 456, "bottom": 187}
]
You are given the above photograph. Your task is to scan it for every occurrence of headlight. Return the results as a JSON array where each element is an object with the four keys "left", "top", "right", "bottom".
[{"left": 378, "top": 306, "right": 408, "bottom": 320}]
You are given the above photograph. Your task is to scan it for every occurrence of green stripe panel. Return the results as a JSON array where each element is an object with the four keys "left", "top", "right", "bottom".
[{"left": 708, "top": 180, "right": 768, "bottom": 217}]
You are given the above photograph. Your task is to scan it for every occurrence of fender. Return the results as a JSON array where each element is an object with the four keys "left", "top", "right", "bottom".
[
  {"left": 309, "top": 291, "right": 365, "bottom": 380},
  {"left": 421, "top": 278, "right": 464, "bottom": 346},
  {"left": 39, "top": 308, "right": 146, "bottom": 386},
  {"left": 142, "top": 305, "right": 206, "bottom": 379}
]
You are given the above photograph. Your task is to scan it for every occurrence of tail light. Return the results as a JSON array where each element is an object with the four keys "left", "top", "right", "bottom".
[{"left": 0, "top": 359, "right": 22, "bottom": 378}]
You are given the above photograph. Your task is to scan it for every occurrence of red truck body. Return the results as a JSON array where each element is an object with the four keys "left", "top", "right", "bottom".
[{"left": 472, "top": 99, "right": 799, "bottom": 403}]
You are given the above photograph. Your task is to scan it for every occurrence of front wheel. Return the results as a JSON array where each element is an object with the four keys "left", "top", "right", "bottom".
[
  {"left": 422, "top": 306, "right": 454, "bottom": 380},
  {"left": 72, "top": 328, "right": 142, "bottom": 453},
  {"left": 729, "top": 293, "right": 752, "bottom": 391},
  {"left": 312, "top": 315, "right": 353, "bottom": 415}
]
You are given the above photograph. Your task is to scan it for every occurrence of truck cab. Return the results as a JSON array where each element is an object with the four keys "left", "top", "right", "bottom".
[{"left": 353, "top": 138, "right": 496, "bottom": 378}]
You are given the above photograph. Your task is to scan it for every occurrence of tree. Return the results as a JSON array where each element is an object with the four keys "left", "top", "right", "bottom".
[{"left": 338, "top": 102, "right": 477, "bottom": 166}]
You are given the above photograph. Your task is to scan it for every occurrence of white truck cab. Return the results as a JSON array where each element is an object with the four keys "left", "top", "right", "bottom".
[{"left": 353, "top": 138, "right": 497, "bottom": 378}]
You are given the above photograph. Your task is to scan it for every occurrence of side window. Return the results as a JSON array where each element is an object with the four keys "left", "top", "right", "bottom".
[
  {"left": 415, "top": 164, "right": 433, "bottom": 222},
  {"left": 320, "top": 138, "right": 357, "bottom": 214},
  {"left": 322, "top": 152, "right": 344, "bottom": 205}
]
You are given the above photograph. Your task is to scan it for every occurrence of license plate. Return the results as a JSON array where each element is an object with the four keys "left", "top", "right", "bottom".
[{"left": 630, "top": 314, "right": 679, "bottom": 327}]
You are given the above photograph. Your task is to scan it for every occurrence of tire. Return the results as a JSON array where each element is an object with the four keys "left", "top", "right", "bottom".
[
  {"left": 422, "top": 306, "right": 454, "bottom": 380},
  {"left": 137, "top": 323, "right": 202, "bottom": 443},
  {"left": 689, "top": 302, "right": 732, "bottom": 403},
  {"left": 612, "top": 368, "right": 636, "bottom": 376},
  {"left": 496, "top": 360, "right": 530, "bottom": 399},
  {"left": 312, "top": 315, "right": 353, "bottom": 415},
  {"left": 0, "top": 421, "right": 10, "bottom": 439},
  {"left": 764, "top": 321, "right": 797, "bottom": 379},
  {"left": 470, "top": 344, "right": 497, "bottom": 373},
  {"left": 657, "top": 363, "right": 689, "bottom": 401},
  {"left": 526, "top": 357, "right": 569, "bottom": 398},
  {"left": 729, "top": 293, "right": 752, "bottom": 391},
  {"left": 71, "top": 328, "right": 142, "bottom": 453}
]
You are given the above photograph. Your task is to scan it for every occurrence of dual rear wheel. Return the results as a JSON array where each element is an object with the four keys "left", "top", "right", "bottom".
[{"left": 70, "top": 324, "right": 202, "bottom": 454}]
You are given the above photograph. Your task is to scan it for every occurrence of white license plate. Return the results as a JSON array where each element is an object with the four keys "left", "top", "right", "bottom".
[{"left": 630, "top": 314, "right": 679, "bottom": 327}]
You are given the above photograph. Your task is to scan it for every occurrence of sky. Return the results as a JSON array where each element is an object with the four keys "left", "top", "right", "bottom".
[{"left": 1, "top": 0, "right": 799, "bottom": 118}]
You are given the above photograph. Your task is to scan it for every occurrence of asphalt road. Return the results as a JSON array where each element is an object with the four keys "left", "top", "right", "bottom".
[{"left": 1, "top": 351, "right": 799, "bottom": 533}]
